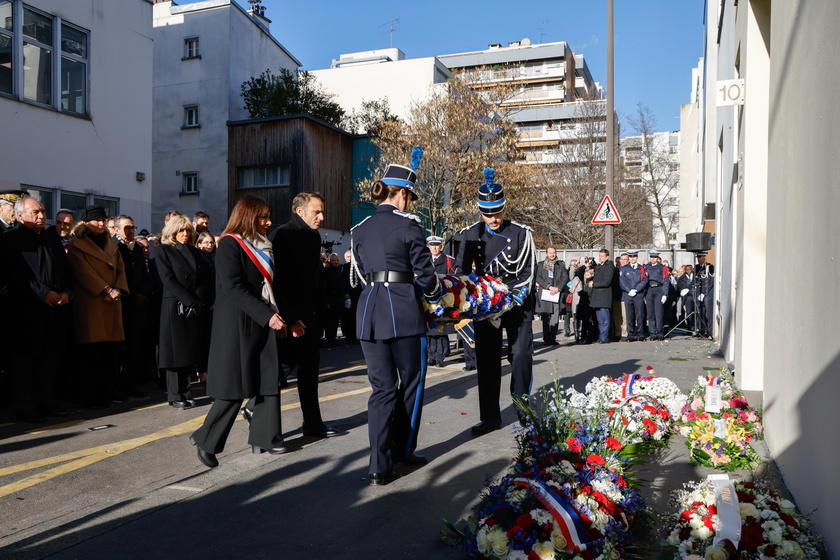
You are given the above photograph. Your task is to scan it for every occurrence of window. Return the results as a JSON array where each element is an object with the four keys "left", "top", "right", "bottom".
[
  {"left": 21, "top": 185, "right": 53, "bottom": 218},
  {"left": 182, "top": 173, "right": 198, "bottom": 194},
  {"left": 238, "top": 165, "right": 290, "bottom": 189},
  {"left": 0, "top": 2, "right": 89, "bottom": 115},
  {"left": 184, "top": 37, "right": 199, "bottom": 59},
  {"left": 92, "top": 197, "right": 118, "bottom": 218},
  {"left": 183, "top": 105, "right": 199, "bottom": 128}
]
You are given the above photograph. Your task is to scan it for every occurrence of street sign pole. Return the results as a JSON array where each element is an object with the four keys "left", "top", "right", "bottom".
[{"left": 605, "top": 0, "right": 615, "bottom": 255}]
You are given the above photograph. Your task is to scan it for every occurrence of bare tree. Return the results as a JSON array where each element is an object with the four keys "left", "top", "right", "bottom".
[
  {"left": 624, "top": 102, "right": 680, "bottom": 244},
  {"left": 509, "top": 99, "right": 652, "bottom": 249},
  {"left": 357, "top": 75, "right": 523, "bottom": 237},
  {"left": 340, "top": 98, "right": 399, "bottom": 135}
]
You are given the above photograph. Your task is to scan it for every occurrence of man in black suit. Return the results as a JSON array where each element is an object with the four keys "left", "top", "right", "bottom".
[
  {"left": 268, "top": 192, "right": 338, "bottom": 438},
  {"left": 0, "top": 197, "right": 73, "bottom": 422}
]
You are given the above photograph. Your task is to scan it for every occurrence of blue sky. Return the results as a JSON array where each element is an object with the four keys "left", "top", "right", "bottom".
[{"left": 238, "top": 0, "right": 705, "bottom": 134}]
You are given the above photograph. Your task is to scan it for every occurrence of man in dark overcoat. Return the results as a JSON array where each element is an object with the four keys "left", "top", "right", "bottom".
[
  {"left": 0, "top": 197, "right": 72, "bottom": 421},
  {"left": 268, "top": 192, "right": 338, "bottom": 438},
  {"left": 588, "top": 248, "right": 615, "bottom": 344}
]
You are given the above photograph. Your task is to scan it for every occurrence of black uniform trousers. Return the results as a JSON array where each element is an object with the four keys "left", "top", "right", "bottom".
[
  {"left": 427, "top": 334, "right": 448, "bottom": 363},
  {"left": 279, "top": 329, "right": 324, "bottom": 428},
  {"left": 191, "top": 395, "right": 283, "bottom": 454},
  {"left": 625, "top": 294, "right": 646, "bottom": 338},
  {"left": 645, "top": 285, "right": 666, "bottom": 337},
  {"left": 361, "top": 335, "right": 426, "bottom": 474},
  {"left": 473, "top": 305, "right": 533, "bottom": 424}
]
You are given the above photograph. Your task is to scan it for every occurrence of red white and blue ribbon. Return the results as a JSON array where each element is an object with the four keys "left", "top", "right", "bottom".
[
  {"left": 225, "top": 234, "right": 275, "bottom": 287},
  {"left": 707, "top": 376, "right": 722, "bottom": 386},
  {"left": 512, "top": 478, "right": 590, "bottom": 553},
  {"left": 621, "top": 373, "right": 639, "bottom": 398}
]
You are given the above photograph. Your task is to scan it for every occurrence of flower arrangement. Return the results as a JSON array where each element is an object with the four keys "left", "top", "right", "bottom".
[
  {"left": 673, "top": 374, "right": 764, "bottom": 472},
  {"left": 661, "top": 479, "right": 823, "bottom": 559},
  {"left": 442, "top": 379, "right": 649, "bottom": 560},
  {"left": 567, "top": 369, "right": 687, "bottom": 420},
  {"left": 424, "top": 274, "right": 515, "bottom": 328}
]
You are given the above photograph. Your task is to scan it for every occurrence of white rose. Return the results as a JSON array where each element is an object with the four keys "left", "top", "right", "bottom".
[
  {"left": 778, "top": 540, "right": 795, "bottom": 556},
  {"left": 704, "top": 545, "right": 730, "bottom": 560},
  {"left": 491, "top": 532, "right": 511, "bottom": 558},
  {"left": 789, "top": 545, "right": 806, "bottom": 560},
  {"left": 778, "top": 499, "right": 796, "bottom": 515},
  {"left": 551, "top": 528, "right": 568, "bottom": 551},
  {"left": 531, "top": 540, "right": 555, "bottom": 560},
  {"left": 476, "top": 527, "right": 492, "bottom": 555},
  {"left": 768, "top": 531, "right": 783, "bottom": 544},
  {"left": 739, "top": 503, "right": 759, "bottom": 519},
  {"left": 688, "top": 514, "right": 704, "bottom": 530},
  {"left": 507, "top": 551, "right": 528, "bottom": 560},
  {"left": 691, "top": 526, "right": 712, "bottom": 540}
]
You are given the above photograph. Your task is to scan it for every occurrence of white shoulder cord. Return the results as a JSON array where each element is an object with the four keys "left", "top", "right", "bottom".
[{"left": 489, "top": 227, "right": 537, "bottom": 289}]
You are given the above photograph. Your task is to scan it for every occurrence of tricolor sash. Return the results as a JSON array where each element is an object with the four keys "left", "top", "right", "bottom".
[
  {"left": 620, "top": 373, "right": 639, "bottom": 398},
  {"left": 512, "top": 478, "right": 590, "bottom": 553},
  {"left": 225, "top": 234, "right": 275, "bottom": 287}
]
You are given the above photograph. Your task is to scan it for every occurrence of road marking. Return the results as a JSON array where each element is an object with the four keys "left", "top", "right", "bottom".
[{"left": 0, "top": 365, "right": 467, "bottom": 498}]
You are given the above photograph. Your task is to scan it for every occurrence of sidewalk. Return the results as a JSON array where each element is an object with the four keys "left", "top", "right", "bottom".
[{"left": 5, "top": 330, "right": 777, "bottom": 560}]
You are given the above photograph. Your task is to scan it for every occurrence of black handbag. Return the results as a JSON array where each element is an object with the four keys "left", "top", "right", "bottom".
[{"left": 177, "top": 301, "right": 199, "bottom": 319}]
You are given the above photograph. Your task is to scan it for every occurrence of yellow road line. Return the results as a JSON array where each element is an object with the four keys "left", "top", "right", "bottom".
[{"left": 0, "top": 365, "right": 466, "bottom": 497}]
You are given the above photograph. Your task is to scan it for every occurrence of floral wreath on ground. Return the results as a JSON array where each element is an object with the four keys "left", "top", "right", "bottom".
[
  {"left": 443, "top": 379, "right": 650, "bottom": 560},
  {"left": 672, "top": 373, "right": 764, "bottom": 472},
  {"left": 565, "top": 368, "right": 687, "bottom": 448},
  {"left": 423, "top": 274, "right": 514, "bottom": 329},
  {"left": 661, "top": 478, "right": 823, "bottom": 559}
]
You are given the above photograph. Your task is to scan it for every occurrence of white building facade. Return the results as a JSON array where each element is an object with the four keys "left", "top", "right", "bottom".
[
  {"left": 686, "top": 1, "right": 840, "bottom": 555},
  {"left": 0, "top": 0, "right": 153, "bottom": 226},
  {"left": 152, "top": 0, "right": 299, "bottom": 231}
]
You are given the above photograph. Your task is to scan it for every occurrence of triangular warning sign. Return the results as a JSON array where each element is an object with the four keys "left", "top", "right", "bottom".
[{"left": 591, "top": 194, "right": 622, "bottom": 224}]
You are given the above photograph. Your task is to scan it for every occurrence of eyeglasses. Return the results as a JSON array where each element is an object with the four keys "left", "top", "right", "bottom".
[{"left": 123, "top": 225, "right": 137, "bottom": 230}]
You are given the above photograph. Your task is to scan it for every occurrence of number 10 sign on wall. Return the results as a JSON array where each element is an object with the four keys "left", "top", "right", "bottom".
[{"left": 591, "top": 194, "right": 622, "bottom": 225}]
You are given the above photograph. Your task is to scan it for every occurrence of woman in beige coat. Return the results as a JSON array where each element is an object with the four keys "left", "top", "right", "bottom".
[{"left": 68, "top": 205, "right": 129, "bottom": 408}]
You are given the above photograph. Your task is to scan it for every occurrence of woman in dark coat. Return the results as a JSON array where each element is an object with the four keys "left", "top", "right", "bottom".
[
  {"left": 156, "top": 215, "right": 215, "bottom": 408},
  {"left": 350, "top": 148, "right": 441, "bottom": 486},
  {"left": 189, "top": 196, "right": 300, "bottom": 468}
]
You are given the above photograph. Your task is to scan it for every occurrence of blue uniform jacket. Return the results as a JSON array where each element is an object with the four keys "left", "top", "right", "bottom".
[
  {"left": 643, "top": 262, "right": 669, "bottom": 294},
  {"left": 352, "top": 204, "right": 440, "bottom": 341},
  {"left": 454, "top": 220, "right": 535, "bottom": 305},
  {"left": 619, "top": 263, "right": 649, "bottom": 300}
]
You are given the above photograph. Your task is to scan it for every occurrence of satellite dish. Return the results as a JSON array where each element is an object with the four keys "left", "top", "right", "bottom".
[{"left": 521, "top": 38, "right": 531, "bottom": 46}]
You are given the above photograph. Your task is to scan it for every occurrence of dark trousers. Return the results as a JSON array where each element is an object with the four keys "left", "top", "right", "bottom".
[
  {"left": 473, "top": 306, "right": 533, "bottom": 423},
  {"left": 191, "top": 395, "right": 283, "bottom": 454},
  {"left": 624, "top": 294, "right": 646, "bottom": 338},
  {"left": 361, "top": 335, "right": 426, "bottom": 473},
  {"left": 12, "top": 342, "right": 58, "bottom": 415},
  {"left": 166, "top": 367, "right": 193, "bottom": 403},
  {"left": 463, "top": 343, "right": 476, "bottom": 368},
  {"left": 595, "top": 307, "right": 611, "bottom": 341},
  {"left": 645, "top": 286, "right": 666, "bottom": 337},
  {"left": 540, "top": 313, "right": 559, "bottom": 343},
  {"left": 280, "top": 330, "right": 324, "bottom": 427},
  {"left": 341, "top": 303, "right": 358, "bottom": 343},
  {"left": 427, "top": 334, "right": 448, "bottom": 363},
  {"left": 79, "top": 342, "right": 122, "bottom": 407}
]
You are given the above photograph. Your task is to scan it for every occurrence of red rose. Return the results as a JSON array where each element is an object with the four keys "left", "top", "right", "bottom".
[
  {"left": 516, "top": 513, "right": 534, "bottom": 528},
  {"left": 646, "top": 365, "right": 653, "bottom": 370},
  {"left": 739, "top": 525, "right": 765, "bottom": 551},
  {"left": 586, "top": 454, "right": 606, "bottom": 467}
]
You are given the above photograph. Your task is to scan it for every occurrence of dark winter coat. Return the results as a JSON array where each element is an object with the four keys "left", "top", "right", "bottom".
[
  {"left": 590, "top": 259, "right": 615, "bottom": 309},
  {"left": 155, "top": 242, "right": 215, "bottom": 369},
  {"left": 205, "top": 235, "right": 280, "bottom": 399}
]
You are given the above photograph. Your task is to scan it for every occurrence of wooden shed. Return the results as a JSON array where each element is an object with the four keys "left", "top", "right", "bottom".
[{"left": 227, "top": 114, "right": 355, "bottom": 231}]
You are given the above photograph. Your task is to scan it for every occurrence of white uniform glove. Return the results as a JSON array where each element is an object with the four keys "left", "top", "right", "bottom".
[
  {"left": 698, "top": 293, "right": 705, "bottom": 302},
  {"left": 344, "top": 298, "right": 351, "bottom": 309},
  {"left": 680, "top": 288, "right": 689, "bottom": 297},
  {"left": 661, "top": 295, "right": 668, "bottom": 304},
  {"left": 628, "top": 289, "right": 637, "bottom": 297}
]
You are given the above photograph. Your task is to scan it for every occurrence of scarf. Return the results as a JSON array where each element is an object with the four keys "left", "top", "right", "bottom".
[{"left": 543, "top": 256, "right": 558, "bottom": 272}]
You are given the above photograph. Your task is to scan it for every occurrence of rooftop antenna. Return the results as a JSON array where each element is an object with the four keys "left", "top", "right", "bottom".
[
  {"left": 248, "top": 0, "right": 265, "bottom": 18},
  {"left": 538, "top": 19, "right": 549, "bottom": 43},
  {"left": 380, "top": 17, "right": 399, "bottom": 48}
]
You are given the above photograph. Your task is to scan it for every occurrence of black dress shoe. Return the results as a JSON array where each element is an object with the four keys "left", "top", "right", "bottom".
[
  {"left": 40, "top": 407, "right": 69, "bottom": 417},
  {"left": 462, "top": 365, "right": 476, "bottom": 371},
  {"left": 240, "top": 407, "right": 253, "bottom": 424},
  {"left": 394, "top": 453, "right": 428, "bottom": 465},
  {"left": 189, "top": 436, "right": 218, "bottom": 468},
  {"left": 471, "top": 420, "right": 503, "bottom": 436},
  {"left": 170, "top": 400, "right": 195, "bottom": 410},
  {"left": 368, "top": 470, "right": 399, "bottom": 486},
  {"left": 16, "top": 411, "right": 47, "bottom": 423},
  {"left": 252, "top": 443, "right": 288, "bottom": 455},
  {"left": 302, "top": 423, "right": 340, "bottom": 438}
]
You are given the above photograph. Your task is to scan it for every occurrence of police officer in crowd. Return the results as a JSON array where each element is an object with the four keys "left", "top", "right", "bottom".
[
  {"left": 643, "top": 251, "right": 670, "bottom": 340},
  {"left": 426, "top": 235, "right": 455, "bottom": 367},
  {"left": 619, "top": 250, "right": 648, "bottom": 341},
  {"left": 351, "top": 148, "right": 441, "bottom": 485},
  {"left": 0, "top": 189, "right": 26, "bottom": 233},
  {"left": 455, "top": 168, "right": 536, "bottom": 436},
  {"left": 695, "top": 252, "right": 715, "bottom": 337}
]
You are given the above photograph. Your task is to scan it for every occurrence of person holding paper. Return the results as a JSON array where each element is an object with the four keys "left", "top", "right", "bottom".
[{"left": 534, "top": 246, "right": 564, "bottom": 346}]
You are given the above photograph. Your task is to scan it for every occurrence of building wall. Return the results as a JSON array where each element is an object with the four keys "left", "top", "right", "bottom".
[
  {"left": 152, "top": 0, "right": 298, "bottom": 232},
  {"left": 702, "top": 0, "right": 840, "bottom": 555},
  {"left": 310, "top": 57, "right": 451, "bottom": 122},
  {"left": 0, "top": 0, "right": 153, "bottom": 226}
]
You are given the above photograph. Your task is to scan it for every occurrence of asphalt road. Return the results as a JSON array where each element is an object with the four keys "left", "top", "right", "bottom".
[{"left": 0, "top": 328, "right": 770, "bottom": 560}]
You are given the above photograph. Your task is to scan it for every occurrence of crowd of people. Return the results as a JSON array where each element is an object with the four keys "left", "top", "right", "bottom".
[
  {"left": 534, "top": 247, "right": 715, "bottom": 346},
  {"left": 1, "top": 174, "right": 715, "bottom": 485}
]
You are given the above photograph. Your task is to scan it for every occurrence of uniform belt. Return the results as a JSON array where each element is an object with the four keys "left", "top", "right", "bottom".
[
  {"left": 649, "top": 283, "right": 661, "bottom": 287},
  {"left": 368, "top": 271, "right": 413, "bottom": 283}
]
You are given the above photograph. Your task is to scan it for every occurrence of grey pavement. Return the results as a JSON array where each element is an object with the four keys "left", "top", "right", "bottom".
[{"left": 0, "top": 327, "right": 776, "bottom": 560}]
